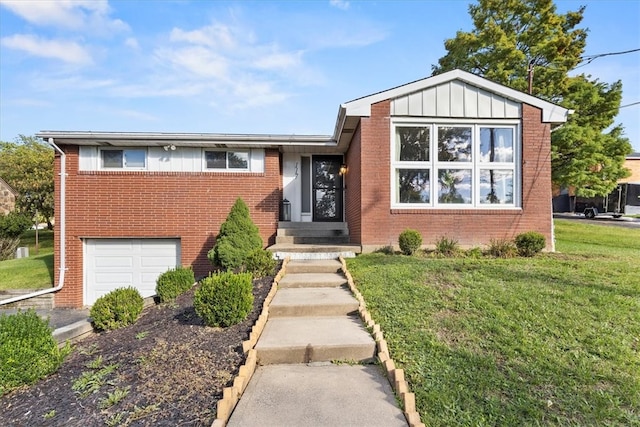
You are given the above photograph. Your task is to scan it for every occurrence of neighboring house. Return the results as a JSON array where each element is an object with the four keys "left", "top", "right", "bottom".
[
  {"left": 37, "top": 69, "right": 569, "bottom": 308},
  {"left": 0, "top": 177, "right": 17, "bottom": 215},
  {"left": 621, "top": 152, "right": 640, "bottom": 183}
]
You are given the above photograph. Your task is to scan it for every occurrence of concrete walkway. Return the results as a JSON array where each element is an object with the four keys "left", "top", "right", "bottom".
[{"left": 227, "top": 259, "right": 408, "bottom": 427}]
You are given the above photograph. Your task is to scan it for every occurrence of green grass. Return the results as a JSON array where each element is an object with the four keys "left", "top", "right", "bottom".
[
  {"left": 0, "top": 229, "right": 54, "bottom": 291},
  {"left": 347, "top": 219, "right": 640, "bottom": 426}
]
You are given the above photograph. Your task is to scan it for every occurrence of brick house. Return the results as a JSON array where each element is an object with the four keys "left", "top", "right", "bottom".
[
  {"left": 621, "top": 152, "right": 640, "bottom": 183},
  {"left": 37, "top": 70, "right": 569, "bottom": 307},
  {"left": 0, "top": 177, "right": 17, "bottom": 215}
]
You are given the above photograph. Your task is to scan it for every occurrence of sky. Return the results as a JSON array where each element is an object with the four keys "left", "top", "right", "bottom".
[{"left": 1, "top": 0, "right": 639, "bottom": 151}]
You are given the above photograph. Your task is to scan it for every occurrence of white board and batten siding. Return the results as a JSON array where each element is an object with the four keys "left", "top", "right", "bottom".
[
  {"left": 84, "top": 238, "right": 180, "bottom": 305},
  {"left": 391, "top": 80, "right": 521, "bottom": 119}
]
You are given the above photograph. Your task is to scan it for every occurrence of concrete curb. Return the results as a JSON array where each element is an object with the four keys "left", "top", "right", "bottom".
[
  {"left": 211, "top": 257, "right": 290, "bottom": 427},
  {"left": 339, "top": 256, "right": 426, "bottom": 427}
]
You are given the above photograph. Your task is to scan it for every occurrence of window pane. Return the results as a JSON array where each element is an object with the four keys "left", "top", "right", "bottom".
[
  {"left": 438, "top": 169, "right": 472, "bottom": 204},
  {"left": 480, "top": 170, "right": 514, "bottom": 204},
  {"left": 438, "top": 127, "right": 472, "bottom": 162},
  {"left": 397, "top": 169, "right": 430, "bottom": 203},
  {"left": 101, "top": 150, "right": 123, "bottom": 168},
  {"left": 124, "top": 150, "right": 146, "bottom": 168},
  {"left": 205, "top": 151, "right": 226, "bottom": 169},
  {"left": 228, "top": 151, "right": 249, "bottom": 169},
  {"left": 397, "top": 127, "right": 430, "bottom": 161},
  {"left": 480, "top": 128, "right": 513, "bottom": 162}
]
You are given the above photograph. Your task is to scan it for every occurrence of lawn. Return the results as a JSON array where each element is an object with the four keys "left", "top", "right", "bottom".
[
  {"left": 347, "top": 219, "right": 640, "bottom": 426},
  {"left": 0, "top": 229, "right": 54, "bottom": 291}
]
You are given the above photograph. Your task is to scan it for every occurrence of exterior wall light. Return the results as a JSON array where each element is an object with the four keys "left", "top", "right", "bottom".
[
  {"left": 339, "top": 164, "right": 348, "bottom": 176},
  {"left": 163, "top": 144, "right": 176, "bottom": 151}
]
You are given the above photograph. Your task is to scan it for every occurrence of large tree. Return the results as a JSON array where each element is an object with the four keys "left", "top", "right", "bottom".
[
  {"left": 433, "top": 0, "right": 632, "bottom": 197},
  {"left": 0, "top": 135, "right": 55, "bottom": 227}
]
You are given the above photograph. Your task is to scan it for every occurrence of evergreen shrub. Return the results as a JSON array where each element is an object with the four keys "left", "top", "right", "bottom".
[
  {"left": 245, "top": 249, "right": 277, "bottom": 278},
  {"left": 156, "top": 266, "right": 195, "bottom": 302},
  {"left": 90, "top": 287, "right": 144, "bottom": 331},
  {"left": 515, "top": 231, "right": 546, "bottom": 257},
  {"left": 0, "top": 211, "right": 32, "bottom": 260},
  {"left": 398, "top": 229, "right": 422, "bottom": 255},
  {"left": 194, "top": 272, "right": 253, "bottom": 327}
]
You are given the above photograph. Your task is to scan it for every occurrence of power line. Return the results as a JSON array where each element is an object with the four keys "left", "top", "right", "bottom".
[{"left": 575, "top": 48, "right": 640, "bottom": 69}]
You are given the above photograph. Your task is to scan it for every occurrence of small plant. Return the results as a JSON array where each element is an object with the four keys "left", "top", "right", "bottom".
[
  {"left": 90, "top": 287, "right": 144, "bottom": 331},
  {"left": 515, "top": 231, "right": 546, "bottom": 257},
  {"left": 105, "top": 412, "right": 126, "bottom": 427},
  {"left": 99, "top": 386, "right": 130, "bottom": 409},
  {"left": 72, "top": 363, "right": 118, "bottom": 398},
  {"left": 487, "top": 238, "right": 517, "bottom": 258},
  {"left": 465, "top": 247, "right": 484, "bottom": 259},
  {"left": 245, "top": 248, "right": 277, "bottom": 278},
  {"left": 208, "top": 198, "right": 263, "bottom": 270},
  {"left": 374, "top": 245, "right": 395, "bottom": 255},
  {"left": 155, "top": 266, "right": 195, "bottom": 303},
  {"left": 42, "top": 409, "right": 56, "bottom": 420},
  {"left": 398, "top": 229, "right": 423, "bottom": 255},
  {"left": 0, "top": 310, "right": 71, "bottom": 396},
  {"left": 135, "top": 331, "right": 149, "bottom": 340},
  {"left": 86, "top": 355, "right": 104, "bottom": 369},
  {"left": 434, "top": 236, "right": 460, "bottom": 257},
  {"left": 194, "top": 271, "right": 254, "bottom": 327}
]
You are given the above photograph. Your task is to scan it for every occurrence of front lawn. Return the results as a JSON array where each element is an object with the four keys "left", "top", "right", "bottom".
[
  {"left": 0, "top": 229, "right": 54, "bottom": 291},
  {"left": 347, "top": 219, "right": 640, "bottom": 426}
]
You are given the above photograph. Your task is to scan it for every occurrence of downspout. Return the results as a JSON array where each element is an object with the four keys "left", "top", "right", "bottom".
[{"left": 0, "top": 138, "right": 66, "bottom": 306}]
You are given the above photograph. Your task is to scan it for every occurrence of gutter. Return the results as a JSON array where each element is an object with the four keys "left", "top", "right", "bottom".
[{"left": 0, "top": 138, "right": 66, "bottom": 306}]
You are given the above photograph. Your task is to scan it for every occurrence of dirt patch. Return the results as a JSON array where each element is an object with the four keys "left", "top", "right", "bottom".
[{"left": 0, "top": 276, "right": 272, "bottom": 427}]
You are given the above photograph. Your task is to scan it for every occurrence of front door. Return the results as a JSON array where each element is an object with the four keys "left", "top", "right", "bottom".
[{"left": 312, "top": 156, "right": 343, "bottom": 222}]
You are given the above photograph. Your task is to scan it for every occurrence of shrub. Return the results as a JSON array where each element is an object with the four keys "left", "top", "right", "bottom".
[
  {"left": 245, "top": 249, "right": 277, "bottom": 278},
  {"left": 434, "top": 236, "right": 460, "bottom": 257},
  {"left": 208, "top": 198, "right": 263, "bottom": 271},
  {"left": 374, "top": 245, "right": 395, "bottom": 255},
  {"left": 90, "top": 287, "right": 144, "bottom": 331},
  {"left": 398, "top": 229, "right": 422, "bottom": 255},
  {"left": 0, "top": 211, "right": 32, "bottom": 260},
  {"left": 465, "top": 247, "right": 484, "bottom": 259},
  {"left": 0, "top": 310, "right": 71, "bottom": 396},
  {"left": 194, "top": 272, "right": 254, "bottom": 327},
  {"left": 487, "top": 238, "right": 518, "bottom": 258},
  {"left": 155, "top": 266, "right": 195, "bottom": 303},
  {"left": 515, "top": 231, "right": 546, "bottom": 257}
]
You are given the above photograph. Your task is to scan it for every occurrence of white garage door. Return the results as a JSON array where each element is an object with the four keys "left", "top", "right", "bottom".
[{"left": 84, "top": 239, "right": 180, "bottom": 305}]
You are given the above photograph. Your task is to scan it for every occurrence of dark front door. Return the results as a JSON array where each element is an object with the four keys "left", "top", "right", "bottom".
[{"left": 312, "top": 156, "right": 343, "bottom": 222}]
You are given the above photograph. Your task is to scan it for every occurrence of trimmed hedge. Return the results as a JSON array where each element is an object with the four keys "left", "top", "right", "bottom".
[
  {"left": 0, "top": 310, "right": 71, "bottom": 396},
  {"left": 515, "top": 231, "right": 546, "bottom": 257},
  {"left": 90, "top": 287, "right": 144, "bottom": 331},
  {"left": 156, "top": 266, "right": 195, "bottom": 303},
  {"left": 194, "top": 272, "right": 253, "bottom": 327},
  {"left": 399, "top": 229, "right": 423, "bottom": 255}
]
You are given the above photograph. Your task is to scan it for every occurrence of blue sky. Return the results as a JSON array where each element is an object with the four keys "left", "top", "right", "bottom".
[{"left": 1, "top": 0, "right": 639, "bottom": 151}]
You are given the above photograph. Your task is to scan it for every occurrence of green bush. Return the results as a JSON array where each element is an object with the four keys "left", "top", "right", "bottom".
[
  {"left": 515, "top": 231, "right": 546, "bottom": 257},
  {"left": 487, "top": 238, "right": 518, "bottom": 258},
  {"left": 465, "top": 247, "right": 484, "bottom": 259},
  {"left": 0, "top": 310, "right": 71, "bottom": 396},
  {"left": 208, "top": 198, "right": 263, "bottom": 271},
  {"left": 434, "top": 236, "right": 460, "bottom": 257},
  {"left": 194, "top": 272, "right": 254, "bottom": 327},
  {"left": 0, "top": 211, "right": 32, "bottom": 260},
  {"left": 155, "top": 266, "right": 195, "bottom": 303},
  {"left": 374, "top": 245, "right": 395, "bottom": 255},
  {"left": 245, "top": 249, "right": 277, "bottom": 278},
  {"left": 398, "top": 229, "right": 422, "bottom": 255},
  {"left": 90, "top": 287, "right": 144, "bottom": 331}
]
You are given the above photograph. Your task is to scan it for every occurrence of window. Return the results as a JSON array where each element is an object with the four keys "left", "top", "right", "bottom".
[
  {"left": 100, "top": 149, "right": 146, "bottom": 169},
  {"left": 204, "top": 151, "right": 249, "bottom": 171},
  {"left": 392, "top": 122, "right": 518, "bottom": 208}
]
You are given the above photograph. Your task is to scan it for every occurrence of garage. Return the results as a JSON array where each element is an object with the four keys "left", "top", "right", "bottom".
[{"left": 84, "top": 239, "right": 181, "bottom": 305}]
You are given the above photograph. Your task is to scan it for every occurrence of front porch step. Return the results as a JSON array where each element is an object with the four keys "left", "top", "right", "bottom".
[
  {"left": 255, "top": 316, "right": 377, "bottom": 364},
  {"left": 277, "top": 228, "right": 348, "bottom": 238},
  {"left": 286, "top": 259, "right": 343, "bottom": 274},
  {"left": 278, "top": 221, "right": 348, "bottom": 231},
  {"left": 275, "top": 235, "right": 350, "bottom": 245},
  {"left": 267, "top": 243, "right": 361, "bottom": 260},
  {"left": 269, "top": 287, "right": 359, "bottom": 317},
  {"left": 278, "top": 272, "right": 347, "bottom": 288}
]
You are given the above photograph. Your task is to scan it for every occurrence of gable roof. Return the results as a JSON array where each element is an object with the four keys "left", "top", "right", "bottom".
[{"left": 0, "top": 177, "right": 17, "bottom": 196}]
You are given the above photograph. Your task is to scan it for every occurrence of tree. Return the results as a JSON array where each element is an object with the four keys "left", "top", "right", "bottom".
[
  {"left": 433, "top": 0, "right": 632, "bottom": 196},
  {"left": 0, "top": 135, "right": 55, "bottom": 227}
]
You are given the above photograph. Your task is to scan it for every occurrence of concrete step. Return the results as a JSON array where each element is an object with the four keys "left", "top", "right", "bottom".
[
  {"left": 226, "top": 364, "right": 407, "bottom": 427},
  {"left": 278, "top": 221, "right": 348, "bottom": 232},
  {"left": 277, "top": 228, "right": 348, "bottom": 237},
  {"left": 270, "top": 287, "right": 359, "bottom": 317},
  {"left": 275, "top": 235, "right": 350, "bottom": 245},
  {"left": 286, "top": 259, "right": 343, "bottom": 274},
  {"left": 278, "top": 272, "right": 347, "bottom": 288},
  {"left": 255, "top": 316, "right": 376, "bottom": 364}
]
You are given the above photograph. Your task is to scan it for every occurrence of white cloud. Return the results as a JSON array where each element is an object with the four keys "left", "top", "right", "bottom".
[
  {"left": 0, "top": 0, "right": 129, "bottom": 34},
  {"left": 170, "top": 23, "right": 237, "bottom": 50},
  {"left": 253, "top": 50, "right": 303, "bottom": 70},
  {"left": 1, "top": 34, "right": 92, "bottom": 65},
  {"left": 124, "top": 37, "right": 139, "bottom": 50},
  {"left": 329, "top": 0, "right": 350, "bottom": 10},
  {"left": 156, "top": 46, "right": 229, "bottom": 79}
]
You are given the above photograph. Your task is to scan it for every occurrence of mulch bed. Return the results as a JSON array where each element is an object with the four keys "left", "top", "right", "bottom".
[{"left": 0, "top": 275, "right": 273, "bottom": 427}]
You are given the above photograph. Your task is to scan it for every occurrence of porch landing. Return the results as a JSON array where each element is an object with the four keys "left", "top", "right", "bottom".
[
  {"left": 269, "top": 221, "right": 361, "bottom": 259},
  {"left": 267, "top": 243, "right": 361, "bottom": 260}
]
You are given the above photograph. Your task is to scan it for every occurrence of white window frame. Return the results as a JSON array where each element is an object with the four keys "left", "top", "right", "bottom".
[
  {"left": 99, "top": 148, "right": 147, "bottom": 170},
  {"left": 390, "top": 118, "right": 521, "bottom": 209},
  {"left": 203, "top": 149, "right": 251, "bottom": 172}
]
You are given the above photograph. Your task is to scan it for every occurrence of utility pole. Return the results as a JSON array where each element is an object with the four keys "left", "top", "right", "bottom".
[{"left": 527, "top": 59, "right": 535, "bottom": 95}]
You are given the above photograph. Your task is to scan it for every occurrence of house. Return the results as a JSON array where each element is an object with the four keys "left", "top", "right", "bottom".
[
  {"left": 621, "top": 152, "right": 640, "bottom": 183},
  {"left": 36, "top": 69, "right": 569, "bottom": 308},
  {"left": 0, "top": 177, "right": 17, "bottom": 215}
]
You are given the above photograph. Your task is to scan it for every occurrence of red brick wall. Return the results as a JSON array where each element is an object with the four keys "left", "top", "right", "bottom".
[
  {"left": 53, "top": 146, "right": 281, "bottom": 307},
  {"left": 344, "top": 124, "right": 362, "bottom": 244},
  {"left": 355, "top": 101, "right": 554, "bottom": 251}
]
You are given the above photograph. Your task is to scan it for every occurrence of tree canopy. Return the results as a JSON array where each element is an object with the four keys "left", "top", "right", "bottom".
[
  {"left": 0, "top": 135, "right": 54, "bottom": 226},
  {"left": 433, "top": 0, "right": 632, "bottom": 196}
]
